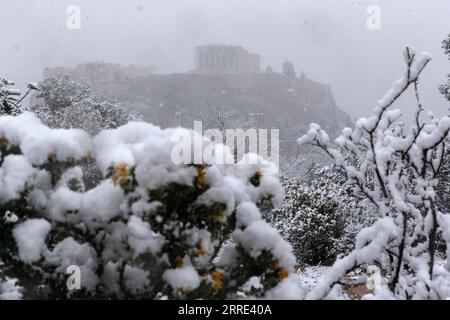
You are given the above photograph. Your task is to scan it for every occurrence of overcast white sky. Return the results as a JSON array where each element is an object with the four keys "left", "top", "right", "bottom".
[{"left": 1, "top": 0, "right": 450, "bottom": 120}]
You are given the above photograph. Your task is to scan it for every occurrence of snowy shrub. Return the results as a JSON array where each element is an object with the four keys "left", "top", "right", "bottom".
[
  {"left": 0, "top": 78, "right": 21, "bottom": 115},
  {"left": 31, "top": 77, "right": 141, "bottom": 189},
  {"left": 440, "top": 34, "right": 450, "bottom": 101},
  {"left": 0, "top": 112, "right": 302, "bottom": 299},
  {"left": 0, "top": 278, "right": 22, "bottom": 300},
  {"left": 0, "top": 78, "right": 37, "bottom": 116},
  {"left": 0, "top": 211, "right": 22, "bottom": 300},
  {"left": 299, "top": 47, "right": 450, "bottom": 299},
  {"left": 437, "top": 35, "right": 450, "bottom": 214},
  {"left": 270, "top": 166, "right": 374, "bottom": 266},
  {"left": 436, "top": 141, "right": 450, "bottom": 214},
  {"left": 1, "top": 78, "right": 37, "bottom": 116},
  {"left": 32, "top": 77, "right": 139, "bottom": 135}
]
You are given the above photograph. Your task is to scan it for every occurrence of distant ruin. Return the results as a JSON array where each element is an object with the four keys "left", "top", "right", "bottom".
[
  {"left": 38, "top": 45, "right": 350, "bottom": 167},
  {"left": 194, "top": 45, "right": 260, "bottom": 74},
  {"left": 43, "top": 62, "right": 156, "bottom": 84}
]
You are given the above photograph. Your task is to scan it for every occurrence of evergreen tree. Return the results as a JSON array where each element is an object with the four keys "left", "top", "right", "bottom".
[
  {"left": 270, "top": 166, "right": 374, "bottom": 266},
  {"left": 0, "top": 78, "right": 21, "bottom": 115},
  {"left": 437, "top": 34, "right": 450, "bottom": 214},
  {"left": 31, "top": 77, "right": 140, "bottom": 135},
  {"left": 436, "top": 141, "right": 450, "bottom": 214},
  {"left": 31, "top": 77, "right": 141, "bottom": 189}
]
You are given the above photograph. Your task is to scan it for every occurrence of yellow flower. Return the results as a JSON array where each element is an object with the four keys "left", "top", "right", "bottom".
[
  {"left": 272, "top": 259, "right": 289, "bottom": 282},
  {"left": 272, "top": 260, "right": 281, "bottom": 270},
  {"left": 83, "top": 151, "right": 93, "bottom": 161},
  {"left": 175, "top": 288, "right": 185, "bottom": 295},
  {"left": 0, "top": 136, "right": 8, "bottom": 146},
  {"left": 195, "top": 165, "right": 206, "bottom": 188},
  {"left": 112, "top": 162, "right": 129, "bottom": 187},
  {"left": 212, "top": 269, "right": 224, "bottom": 293},
  {"left": 212, "top": 213, "right": 224, "bottom": 223},
  {"left": 175, "top": 256, "right": 184, "bottom": 268},
  {"left": 278, "top": 270, "right": 289, "bottom": 282},
  {"left": 250, "top": 170, "right": 264, "bottom": 186},
  {"left": 196, "top": 247, "right": 208, "bottom": 257}
]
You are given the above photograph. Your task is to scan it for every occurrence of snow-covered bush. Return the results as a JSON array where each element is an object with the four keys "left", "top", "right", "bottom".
[
  {"left": 299, "top": 47, "right": 450, "bottom": 299},
  {"left": 440, "top": 34, "right": 450, "bottom": 101},
  {"left": 0, "top": 78, "right": 20, "bottom": 115},
  {"left": 436, "top": 141, "right": 450, "bottom": 214},
  {"left": 31, "top": 77, "right": 141, "bottom": 189},
  {"left": 0, "top": 78, "right": 22, "bottom": 116},
  {"left": 270, "top": 166, "right": 374, "bottom": 266},
  {"left": 1, "top": 78, "right": 37, "bottom": 116},
  {"left": 31, "top": 77, "right": 139, "bottom": 135},
  {"left": 437, "top": 35, "right": 450, "bottom": 214},
  {"left": 0, "top": 210, "right": 23, "bottom": 300},
  {"left": 0, "top": 277, "right": 22, "bottom": 300},
  {"left": 0, "top": 112, "right": 302, "bottom": 299}
]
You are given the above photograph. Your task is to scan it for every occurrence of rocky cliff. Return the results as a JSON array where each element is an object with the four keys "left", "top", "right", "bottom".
[
  {"left": 89, "top": 72, "right": 351, "bottom": 162},
  {"left": 96, "top": 73, "right": 349, "bottom": 131}
]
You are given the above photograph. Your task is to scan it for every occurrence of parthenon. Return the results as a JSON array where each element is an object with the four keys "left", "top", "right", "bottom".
[{"left": 195, "top": 45, "right": 260, "bottom": 73}]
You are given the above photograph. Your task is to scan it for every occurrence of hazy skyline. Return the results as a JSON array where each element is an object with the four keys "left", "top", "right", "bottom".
[{"left": 1, "top": 0, "right": 450, "bottom": 120}]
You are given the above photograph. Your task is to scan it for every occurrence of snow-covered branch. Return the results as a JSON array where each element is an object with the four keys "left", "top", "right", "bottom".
[{"left": 298, "top": 47, "right": 450, "bottom": 299}]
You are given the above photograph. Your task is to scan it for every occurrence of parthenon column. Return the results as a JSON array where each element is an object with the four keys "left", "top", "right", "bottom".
[
  {"left": 216, "top": 52, "right": 220, "bottom": 70},
  {"left": 198, "top": 53, "right": 203, "bottom": 70}
]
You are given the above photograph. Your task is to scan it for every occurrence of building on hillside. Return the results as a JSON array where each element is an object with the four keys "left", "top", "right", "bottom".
[
  {"left": 194, "top": 45, "right": 260, "bottom": 74},
  {"left": 43, "top": 62, "right": 156, "bottom": 83}
]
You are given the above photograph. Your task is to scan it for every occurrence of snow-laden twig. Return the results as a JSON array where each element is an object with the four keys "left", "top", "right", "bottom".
[{"left": 299, "top": 47, "right": 450, "bottom": 299}]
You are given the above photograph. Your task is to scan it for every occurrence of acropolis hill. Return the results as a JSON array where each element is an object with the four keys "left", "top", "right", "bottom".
[{"left": 42, "top": 45, "right": 351, "bottom": 158}]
